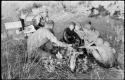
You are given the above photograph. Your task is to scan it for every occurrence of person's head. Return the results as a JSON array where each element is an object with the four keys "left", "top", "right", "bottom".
[
  {"left": 68, "top": 22, "right": 76, "bottom": 31},
  {"left": 74, "top": 23, "right": 81, "bottom": 31},
  {"left": 104, "top": 41, "right": 110, "bottom": 47},
  {"left": 84, "top": 21, "right": 92, "bottom": 30},
  {"left": 39, "top": 9, "right": 48, "bottom": 17},
  {"left": 96, "top": 38, "right": 103, "bottom": 46},
  {"left": 45, "top": 20, "right": 54, "bottom": 30}
]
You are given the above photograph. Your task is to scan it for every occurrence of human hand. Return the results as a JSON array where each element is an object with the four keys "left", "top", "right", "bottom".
[
  {"left": 56, "top": 51, "right": 63, "bottom": 59},
  {"left": 67, "top": 44, "right": 72, "bottom": 47},
  {"left": 67, "top": 46, "right": 74, "bottom": 50},
  {"left": 52, "top": 43, "right": 58, "bottom": 47}
]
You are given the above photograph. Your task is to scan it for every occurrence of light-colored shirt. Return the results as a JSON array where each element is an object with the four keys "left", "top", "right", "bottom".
[
  {"left": 24, "top": 25, "right": 36, "bottom": 34},
  {"left": 27, "top": 28, "right": 69, "bottom": 53},
  {"left": 90, "top": 44, "right": 115, "bottom": 65}
]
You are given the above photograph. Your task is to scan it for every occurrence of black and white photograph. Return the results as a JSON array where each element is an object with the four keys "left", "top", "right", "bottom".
[{"left": 1, "top": 1, "right": 124, "bottom": 79}]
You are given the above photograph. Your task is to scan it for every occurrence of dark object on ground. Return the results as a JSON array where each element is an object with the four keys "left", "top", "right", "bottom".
[
  {"left": 90, "top": 7, "right": 97, "bottom": 15},
  {"left": 88, "top": 7, "right": 99, "bottom": 18},
  {"left": 75, "top": 48, "right": 96, "bottom": 74},
  {"left": 88, "top": 13, "right": 100, "bottom": 18},
  {"left": 111, "top": 10, "right": 122, "bottom": 20},
  {"left": 89, "top": 5, "right": 110, "bottom": 18},
  {"left": 19, "top": 27, "right": 23, "bottom": 31},
  {"left": 113, "top": 10, "right": 120, "bottom": 18},
  {"left": 97, "top": 5, "right": 106, "bottom": 15}
]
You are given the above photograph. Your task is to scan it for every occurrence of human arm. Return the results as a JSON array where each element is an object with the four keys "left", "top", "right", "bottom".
[{"left": 47, "top": 31, "right": 72, "bottom": 48}]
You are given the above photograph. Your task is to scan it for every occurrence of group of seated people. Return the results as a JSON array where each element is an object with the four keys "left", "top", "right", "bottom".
[
  {"left": 27, "top": 17, "right": 117, "bottom": 72},
  {"left": 62, "top": 21, "right": 116, "bottom": 68},
  {"left": 25, "top": 8, "right": 116, "bottom": 70},
  {"left": 62, "top": 21, "right": 97, "bottom": 48}
]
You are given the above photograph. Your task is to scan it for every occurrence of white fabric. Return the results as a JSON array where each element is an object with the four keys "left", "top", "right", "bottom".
[
  {"left": 90, "top": 43, "right": 115, "bottom": 64},
  {"left": 4, "top": 21, "right": 22, "bottom": 30},
  {"left": 24, "top": 25, "right": 36, "bottom": 34}
]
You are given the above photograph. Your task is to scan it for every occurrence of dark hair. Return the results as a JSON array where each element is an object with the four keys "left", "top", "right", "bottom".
[
  {"left": 88, "top": 21, "right": 91, "bottom": 25},
  {"left": 70, "top": 21, "right": 76, "bottom": 27}
]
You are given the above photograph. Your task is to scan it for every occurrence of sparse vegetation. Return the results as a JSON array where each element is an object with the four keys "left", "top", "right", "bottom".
[{"left": 1, "top": 1, "right": 124, "bottom": 79}]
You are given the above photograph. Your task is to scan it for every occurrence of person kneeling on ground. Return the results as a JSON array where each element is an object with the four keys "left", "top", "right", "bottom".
[{"left": 27, "top": 20, "right": 72, "bottom": 56}]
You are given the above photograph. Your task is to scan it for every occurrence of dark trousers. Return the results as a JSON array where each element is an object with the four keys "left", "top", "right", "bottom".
[{"left": 20, "top": 18, "right": 25, "bottom": 30}]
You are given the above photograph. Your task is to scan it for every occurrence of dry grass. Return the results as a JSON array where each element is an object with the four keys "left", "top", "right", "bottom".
[
  {"left": 1, "top": 1, "right": 124, "bottom": 79},
  {"left": 1, "top": 28, "right": 124, "bottom": 79}
]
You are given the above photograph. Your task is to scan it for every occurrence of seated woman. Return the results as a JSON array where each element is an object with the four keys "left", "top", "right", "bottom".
[{"left": 63, "top": 22, "right": 82, "bottom": 48}]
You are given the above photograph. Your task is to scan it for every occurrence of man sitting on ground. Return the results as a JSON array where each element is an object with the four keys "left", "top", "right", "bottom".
[{"left": 27, "top": 20, "right": 72, "bottom": 56}]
